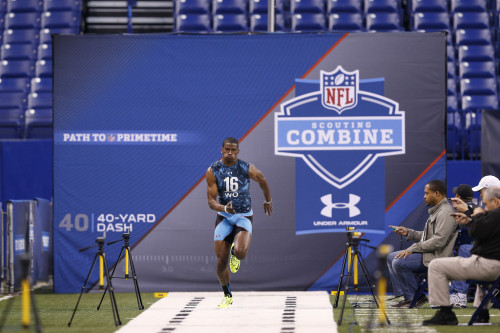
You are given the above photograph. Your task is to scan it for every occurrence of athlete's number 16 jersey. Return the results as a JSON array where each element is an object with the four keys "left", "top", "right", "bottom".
[{"left": 211, "top": 159, "right": 252, "bottom": 214}]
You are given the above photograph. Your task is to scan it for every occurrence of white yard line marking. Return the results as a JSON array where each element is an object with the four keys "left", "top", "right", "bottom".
[
  {"left": 0, "top": 295, "right": 15, "bottom": 302},
  {"left": 117, "top": 291, "right": 337, "bottom": 333}
]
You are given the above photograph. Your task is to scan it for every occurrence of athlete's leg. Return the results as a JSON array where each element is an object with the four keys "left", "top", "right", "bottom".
[
  {"left": 233, "top": 230, "right": 252, "bottom": 260},
  {"left": 214, "top": 240, "right": 231, "bottom": 285}
]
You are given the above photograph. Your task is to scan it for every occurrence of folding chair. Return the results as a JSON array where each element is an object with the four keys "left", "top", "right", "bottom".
[
  {"left": 409, "top": 273, "right": 428, "bottom": 308},
  {"left": 469, "top": 275, "right": 500, "bottom": 325}
]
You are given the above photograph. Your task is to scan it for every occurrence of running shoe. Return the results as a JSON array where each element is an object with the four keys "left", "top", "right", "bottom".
[
  {"left": 218, "top": 295, "right": 233, "bottom": 308},
  {"left": 229, "top": 243, "right": 240, "bottom": 273},
  {"left": 450, "top": 292, "right": 467, "bottom": 308}
]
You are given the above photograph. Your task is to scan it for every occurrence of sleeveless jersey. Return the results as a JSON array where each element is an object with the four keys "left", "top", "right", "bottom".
[{"left": 211, "top": 159, "right": 252, "bottom": 214}]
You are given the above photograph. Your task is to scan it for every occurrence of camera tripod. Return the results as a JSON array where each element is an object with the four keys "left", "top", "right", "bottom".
[
  {"left": 333, "top": 231, "right": 390, "bottom": 326},
  {"left": 68, "top": 237, "right": 121, "bottom": 327},
  {"left": 97, "top": 233, "right": 144, "bottom": 310}
]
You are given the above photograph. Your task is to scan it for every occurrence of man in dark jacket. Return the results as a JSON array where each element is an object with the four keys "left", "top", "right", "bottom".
[{"left": 423, "top": 186, "right": 500, "bottom": 325}]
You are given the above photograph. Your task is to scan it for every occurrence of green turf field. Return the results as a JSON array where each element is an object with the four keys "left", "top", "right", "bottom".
[
  {"left": 0, "top": 292, "right": 158, "bottom": 332},
  {"left": 332, "top": 294, "right": 500, "bottom": 333},
  {"left": 1, "top": 292, "right": 500, "bottom": 332}
]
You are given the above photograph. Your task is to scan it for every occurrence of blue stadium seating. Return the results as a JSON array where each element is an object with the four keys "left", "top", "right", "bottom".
[
  {"left": 44, "top": 0, "right": 81, "bottom": 12},
  {"left": 366, "top": 12, "right": 400, "bottom": 31},
  {"left": 5, "top": 12, "right": 41, "bottom": 29},
  {"left": 28, "top": 92, "right": 52, "bottom": 109},
  {"left": 35, "top": 59, "right": 52, "bottom": 77},
  {"left": 249, "top": 0, "right": 284, "bottom": 13},
  {"left": 175, "top": 14, "right": 212, "bottom": 32},
  {"left": 30, "top": 77, "right": 52, "bottom": 93},
  {"left": 364, "top": 0, "right": 399, "bottom": 13},
  {"left": 453, "top": 12, "right": 490, "bottom": 30},
  {"left": 462, "top": 94, "right": 499, "bottom": 110},
  {"left": 448, "top": 94, "right": 458, "bottom": 110},
  {"left": 0, "top": 91, "right": 25, "bottom": 109},
  {"left": 411, "top": 0, "right": 448, "bottom": 13},
  {"left": 39, "top": 27, "right": 77, "bottom": 44},
  {"left": 3, "top": 28, "right": 39, "bottom": 44},
  {"left": 460, "top": 78, "right": 497, "bottom": 95},
  {"left": 213, "top": 13, "right": 248, "bottom": 32},
  {"left": 291, "top": 13, "right": 326, "bottom": 31},
  {"left": 0, "top": 108, "right": 24, "bottom": 137},
  {"left": 1, "top": 43, "right": 37, "bottom": 60},
  {"left": 0, "top": 90, "right": 25, "bottom": 137},
  {"left": 455, "top": 29, "right": 492, "bottom": 46},
  {"left": 0, "top": 77, "right": 30, "bottom": 92},
  {"left": 176, "top": 0, "right": 211, "bottom": 14},
  {"left": 24, "top": 108, "right": 52, "bottom": 139},
  {"left": 37, "top": 44, "right": 52, "bottom": 60},
  {"left": 458, "top": 44, "right": 495, "bottom": 62},
  {"left": 0, "top": 1, "right": 6, "bottom": 14},
  {"left": 0, "top": 59, "right": 35, "bottom": 77},
  {"left": 327, "top": 0, "right": 362, "bottom": 14},
  {"left": 451, "top": 0, "right": 487, "bottom": 13},
  {"left": 448, "top": 77, "right": 456, "bottom": 95},
  {"left": 447, "top": 109, "right": 462, "bottom": 157},
  {"left": 291, "top": 0, "right": 325, "bottom": 14},
  {"left": 459, "top": 61, "right": 495, "bottom": 78},
  {"left": 41, "top": 11, "right": 80, "bottom": 29},
  {"left": 447, "top": 44, "right": 455, "bottom": 62},
  {"left": 250, "top": 13, "right": 285, "bottom": 31},
  {"left": 447, "top": 61, "right": 456, "bottom": 78},
  {"left": 412, "top": 12, "right": 450, "bottom": 30},
  {"left": 328, "top": 12, "right": 363, "bottom": 31},
  {"left": 464, "top": 109, "right": 481, "bottom": 159},
  {"left": 212, "top": 0, "right": 247, "bottom": 14},
  {"left": 7, "top": 0, "right": 43, "bottom": 13}
]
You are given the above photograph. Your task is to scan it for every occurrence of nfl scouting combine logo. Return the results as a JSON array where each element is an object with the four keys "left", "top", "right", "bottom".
[{"left": 275, "top": 66, "right": 406, "bottom": 189}]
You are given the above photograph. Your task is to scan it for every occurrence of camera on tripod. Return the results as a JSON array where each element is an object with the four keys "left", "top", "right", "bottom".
[
  {"left": 346, "top": 226, "right": 362, "bottom": 242},
  {"left": 96, "top": 237, "right": 105, "bottom": 247}
]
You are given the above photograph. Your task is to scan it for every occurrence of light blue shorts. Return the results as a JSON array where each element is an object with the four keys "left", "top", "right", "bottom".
[{"left": 214, "top": 211, "right": 253, "bottom": 242}]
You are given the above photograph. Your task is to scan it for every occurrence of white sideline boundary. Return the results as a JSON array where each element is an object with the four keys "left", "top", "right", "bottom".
[{"left": 116, "top": 291, "right": 337, "bottom": 333}]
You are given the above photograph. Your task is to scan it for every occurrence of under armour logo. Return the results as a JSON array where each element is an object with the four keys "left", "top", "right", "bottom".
[{"left": 321, "top": 194, "right": 361, "bottom": 218}]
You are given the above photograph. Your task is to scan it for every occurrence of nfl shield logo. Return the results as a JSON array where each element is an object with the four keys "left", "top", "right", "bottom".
[{"left": 321, "top": 66, "right": 359, "bottom": 114}]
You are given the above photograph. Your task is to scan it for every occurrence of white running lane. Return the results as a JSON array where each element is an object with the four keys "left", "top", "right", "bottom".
[{"left": 117, "top": 291, "right": 337, "bottom": 333}]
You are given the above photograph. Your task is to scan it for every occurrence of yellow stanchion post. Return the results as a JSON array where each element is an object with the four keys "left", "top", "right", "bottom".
[
  {"left": 347, "top": 246, "right": 352, "bottom": 273},
  {"left": 374, "top": 244, "right": 393, "bottom": 327},
  {"left": 125, "top": 248, "right": 129, "bottom": 279},
  {"left": 99, "top": 255, "right": 104, "bottom": 291},
  {"left": 21, "top": 278, "right": 30, "bottom": 328},
  {"left": 353, "top": 253, "right": 358, "bottom": 290}
]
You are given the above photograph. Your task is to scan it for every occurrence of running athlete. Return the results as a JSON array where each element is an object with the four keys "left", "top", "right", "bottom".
[{"left": 206, "top": 137, "right": 273, "bottom": 308}]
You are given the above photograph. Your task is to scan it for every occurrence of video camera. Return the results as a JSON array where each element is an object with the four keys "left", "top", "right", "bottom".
[
  {"left": 346, "top": 227, "right": 362, "bottom": 241},
  {"left": 346, "top": 227, "right": 370, "bottom": 245}
]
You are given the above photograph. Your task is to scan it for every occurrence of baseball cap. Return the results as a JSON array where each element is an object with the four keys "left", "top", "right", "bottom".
[
  {"left": 452, "top": 184, "right": 474, "bottom": 200},
  {"left": 472, "top": 175, "right": 500, "bottom": 192}
]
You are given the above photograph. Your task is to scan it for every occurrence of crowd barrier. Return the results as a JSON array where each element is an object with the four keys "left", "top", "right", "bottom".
[{"left": 0, "top": 198, "right": 52, "bottom": 293}]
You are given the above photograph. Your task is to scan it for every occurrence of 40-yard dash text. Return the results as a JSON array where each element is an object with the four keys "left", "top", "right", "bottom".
[{"left": 58, "top": 213, "right": 156, "bottom": 233}]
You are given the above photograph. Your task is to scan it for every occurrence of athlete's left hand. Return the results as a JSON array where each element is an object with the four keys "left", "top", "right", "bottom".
[{"left": 264, "top": 201, "right": 273, "bottom": 216}]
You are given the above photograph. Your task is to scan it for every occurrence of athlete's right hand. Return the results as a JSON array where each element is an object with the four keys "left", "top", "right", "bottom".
[{"left": 225, "top": 201, "right": 236, "bottom": 214}]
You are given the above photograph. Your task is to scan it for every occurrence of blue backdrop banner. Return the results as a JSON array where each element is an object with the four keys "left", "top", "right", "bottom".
[{"left": 53, "top": 33, "right": 446, "bottom": 293}]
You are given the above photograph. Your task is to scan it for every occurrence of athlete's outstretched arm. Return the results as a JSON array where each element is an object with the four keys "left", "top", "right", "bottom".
[
  {"left": 248, "top": 164, "right": 273, "bottom": 216},
  {"left": 206, "top": 167, "right": 235, "bottom": 214}
]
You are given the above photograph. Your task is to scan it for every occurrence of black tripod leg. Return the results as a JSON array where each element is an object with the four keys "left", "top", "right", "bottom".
[
  {"left": 127, "top": 246, "right": 144, "bottom": 310},
  {"left": 97, "top": 246, "right": 125, "bottom": 310},
  {"left": 338, "top": 254, "right": 353, "bottom": 326},
  {"left": 334, "top": 246, "right": 350, "bottom": 308},
  {"left": 68, "top": 252, "right": 99, "bottom": 327},
  {"left": 102, "top": 253, "right": 122, "bottom": 326},
  {"left": 30, "top": 289, "right": 42, "bottom": 333},
  {"left": 357, "top": 251, "right": 390, "bottom": 325}
]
